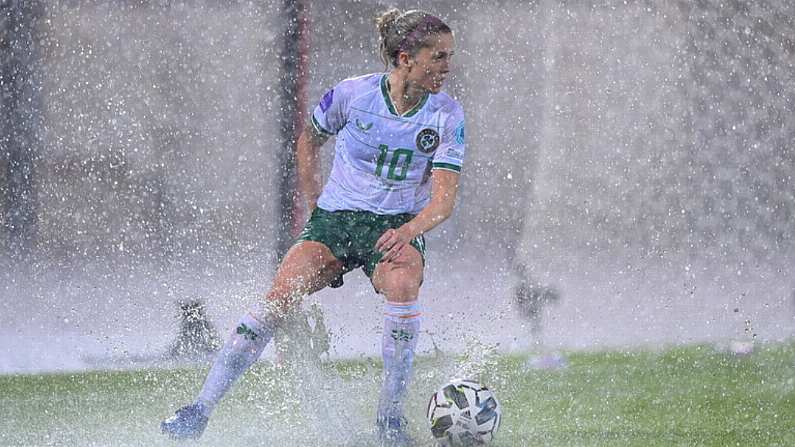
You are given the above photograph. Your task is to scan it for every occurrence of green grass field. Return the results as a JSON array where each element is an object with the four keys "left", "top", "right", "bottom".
[{"left": 2, "top": 341, "right": 793, "bottom": 446}]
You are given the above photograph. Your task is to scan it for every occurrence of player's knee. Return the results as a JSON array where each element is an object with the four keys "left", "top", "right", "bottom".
[
  {"left": 380, "top": 276, "right": 421, "bottom": 301},
  {"left": 268, "top": 273, "right": 315, "bottom": 302},
  {"left": 263, "top": 288, "right": 302, "bottom": 317}
]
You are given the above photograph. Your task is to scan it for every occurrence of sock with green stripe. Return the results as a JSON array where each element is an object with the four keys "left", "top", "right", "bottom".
[
  {"left": 377, "top": 300, "right": 421, "bottom": 422},
  {"left": 195, "top": 313, "right": 275, "bottom": 416}
]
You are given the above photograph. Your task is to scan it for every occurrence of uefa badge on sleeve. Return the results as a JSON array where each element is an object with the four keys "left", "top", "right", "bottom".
[
  {"left": 319, "top": 88, "right": 334, "bottom": 112},
  {"left": 455, "top": 121, "right": 465, "bottom": 145}
]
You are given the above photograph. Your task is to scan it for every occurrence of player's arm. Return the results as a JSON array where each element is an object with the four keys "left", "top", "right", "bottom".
[
  {"left": 377, "top": 169, "right": 459, "bottom": 261},
  {"left": 404, "top": 169, "right": 459, "bottom": 237},
  {"left": 296, "top": 120, "right": 330, "bottom": 212}
]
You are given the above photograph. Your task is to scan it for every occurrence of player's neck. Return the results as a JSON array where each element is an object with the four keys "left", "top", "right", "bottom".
[{"left": 386, "top": 73, "right": 426, "bottom": 115}]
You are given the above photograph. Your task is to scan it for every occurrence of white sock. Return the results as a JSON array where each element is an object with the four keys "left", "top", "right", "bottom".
[
  {"left": 195, "top": 312, "right": 275, "bottom": 416},
  {"left": 378, "top": 300, "right": 421, "bottom": 421}
]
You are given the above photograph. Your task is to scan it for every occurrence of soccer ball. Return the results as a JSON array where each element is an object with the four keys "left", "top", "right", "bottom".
[{"left": 426, "top": 378, "right": 502, "bottom": 446}]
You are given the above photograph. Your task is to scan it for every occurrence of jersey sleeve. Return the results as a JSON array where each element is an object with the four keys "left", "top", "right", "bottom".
[
  {"left": 432, "top": 105, "right": 466, "bottom": 173},
  {"left": 311, "top": 79, "right": 353, "bottom": 136}
]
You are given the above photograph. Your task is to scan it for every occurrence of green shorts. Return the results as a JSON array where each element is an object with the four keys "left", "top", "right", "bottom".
[{"left": 295, "top": 207, "right": 426, "bottom": 287}]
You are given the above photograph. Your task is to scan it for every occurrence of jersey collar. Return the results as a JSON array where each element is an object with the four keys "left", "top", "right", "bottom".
[{"left": 380, "top": 74, "right": 429, "bottom": 118}]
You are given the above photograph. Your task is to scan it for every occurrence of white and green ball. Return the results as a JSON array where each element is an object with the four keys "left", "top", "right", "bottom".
[{"left": 426, "top": 378, "right": 502, "bottom": 446}]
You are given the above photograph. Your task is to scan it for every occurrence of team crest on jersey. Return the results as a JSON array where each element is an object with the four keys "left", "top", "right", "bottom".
[{"left": 416, "top": 128, "right": 440, "bottom": 154}]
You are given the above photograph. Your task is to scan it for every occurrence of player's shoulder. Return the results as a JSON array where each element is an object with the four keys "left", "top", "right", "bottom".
[
  {"left": 334, "top": 72, "right": 384, "bottom": 93},
  {"left": 324, "top": 73, "right": 384, "bottom": 106},
  {"left": 428, "top": 90, "right": 464, "bottom": 118}
]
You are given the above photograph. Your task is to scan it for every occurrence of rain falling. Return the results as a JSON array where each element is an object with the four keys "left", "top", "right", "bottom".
[{"left": 1, "top": 1, "right": 793, "bottom": 446}]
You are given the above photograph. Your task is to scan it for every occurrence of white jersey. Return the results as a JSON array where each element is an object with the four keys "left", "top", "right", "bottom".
[{"left": 311, "top": 73, "right": 466, "bottom": 215}]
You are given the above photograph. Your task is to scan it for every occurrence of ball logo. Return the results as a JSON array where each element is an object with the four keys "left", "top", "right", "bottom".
[
  {"left": 416, "top": 128, "right": 440, "bottom": 154},
  {"left": 427, "top": 378, "right": 502, "bottom": 445}
]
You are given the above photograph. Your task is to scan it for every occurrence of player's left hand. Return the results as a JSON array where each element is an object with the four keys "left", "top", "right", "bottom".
[{"left": 376, "top": 227, "right": 413, "bottom": 263}]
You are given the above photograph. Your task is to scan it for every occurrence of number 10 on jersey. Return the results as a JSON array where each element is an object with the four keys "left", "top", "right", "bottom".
[{"left": 375, "top": 144, "right": 413, "bottom": 181}]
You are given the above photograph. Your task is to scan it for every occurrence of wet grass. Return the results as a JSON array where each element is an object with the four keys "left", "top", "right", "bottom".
[{"left": 1, "top": 341, "right": 793, "bottom": 446}]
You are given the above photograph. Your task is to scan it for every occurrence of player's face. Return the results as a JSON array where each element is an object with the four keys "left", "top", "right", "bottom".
[{"left": 408, "top": 32, "right": 455, "bottom": 94}]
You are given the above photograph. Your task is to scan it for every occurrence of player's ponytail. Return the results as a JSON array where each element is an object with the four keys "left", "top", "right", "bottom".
[
  {"left": 376, "top": 8, "right": 402, "bottom": 68},
  {"left": 375, "top": 8, "right": 451, "bottom": 69}
]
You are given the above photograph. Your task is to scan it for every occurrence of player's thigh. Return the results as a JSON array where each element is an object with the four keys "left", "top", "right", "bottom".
[
  {"left": 371, "top": 245, "right": 424, "bottom": 302},
  {"left": 268, "top": 241, "right": 344, "bottom": 303}
]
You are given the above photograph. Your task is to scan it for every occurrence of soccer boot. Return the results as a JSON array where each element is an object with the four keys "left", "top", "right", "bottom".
[
  {"left": 161, "top": 403, "right": 209, "bottom": 440},
  {"left": 376, "top": 415, "right": 415, "bottom": 447}
]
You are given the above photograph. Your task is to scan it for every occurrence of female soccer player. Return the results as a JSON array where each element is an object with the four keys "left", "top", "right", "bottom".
[{"left": 162, "top": 8, "right": 464, "bottom": 446}]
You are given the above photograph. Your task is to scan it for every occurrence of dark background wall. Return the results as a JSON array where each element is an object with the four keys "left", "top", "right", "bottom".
[{"left": 25, "top": 2, "right": 283, "bottom": 264}]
